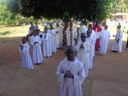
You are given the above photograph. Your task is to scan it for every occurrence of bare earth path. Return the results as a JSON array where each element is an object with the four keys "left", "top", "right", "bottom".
[{"left": 0, "top": 37, "right": 128, "bottom": 96}]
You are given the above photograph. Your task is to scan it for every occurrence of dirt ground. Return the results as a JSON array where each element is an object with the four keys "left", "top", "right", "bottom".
[{"left": 0, "top": 37, "right": 128, "bottom": 96}]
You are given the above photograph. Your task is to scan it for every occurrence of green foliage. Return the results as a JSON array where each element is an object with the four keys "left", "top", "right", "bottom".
[{"left": 17, "top": 0, "right": 128, "bottom": 21}]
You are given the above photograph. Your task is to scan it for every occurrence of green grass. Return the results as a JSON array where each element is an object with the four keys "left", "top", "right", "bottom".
[{"left": 0, "top": 25, "right": 29, "bottom": 38}]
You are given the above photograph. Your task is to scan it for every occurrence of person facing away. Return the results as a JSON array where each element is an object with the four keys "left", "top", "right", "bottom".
[
  {"left": 19, "top": 37, "right": 33, "bottom": 70},
  {"left": 56, "top": 46, "right": 85, "bottom": 96},
  {"left": 99, "top": 25, "right": 110, "bottom": 55},
  {"left": 111, "top": 25, "right": 123, "bottom": 53},
  {"left": 30, "top": 30, "right": 43, "bottom": 65},
  {"left": 76, "top": 33, "right": 90, "bottom": 78}
]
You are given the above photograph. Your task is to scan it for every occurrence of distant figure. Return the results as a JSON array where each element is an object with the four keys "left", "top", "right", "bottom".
[
  {"left": 30, "top": 22, "right": 34, "bottom": 31},
  {"left": 55, "top": 23, "right": 63, "bottom": 48},
  {"left": 112, "top": 25, "right": 123, "bottom": 53},
  {"left": 86, "top": 30, "right": 95, "bottom": 69},
  {"left": 30, "top": 30, "right": 43, "bottom": 65},
  {"left": 34, "top": 23, "right": 39, "bottom": 30},
  {"left": 92, "top": 21, "right": 102, "bottom": 50},
  {"left": 99, "top": 25, "right": 110, "bottom": 55},
  {"left": 78, "top": 21, "right": 88, "bottom": 41},
  {"left": 56, "top": 46, "right": 85, "bottom": 96},
  {"left": 42, "top": 27, "right": 52, "bottom": 58},
  {"left": 19, "top": 37, "right": 33, "bottom": 70},
  {"left": 49, "top": 24, "right": 57, "bottom": 53},
  {"left": 65, "top": 20, "right": 77, "bottom": 46}
]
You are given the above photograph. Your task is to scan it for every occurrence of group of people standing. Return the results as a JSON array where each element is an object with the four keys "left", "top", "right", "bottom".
[
  {"left": 19, "top": 22, "right": 64, "bottom": 70},
  {"left": 56, "top": 20, "right": 123, "bottom": 96},
  {"left": 19, "top": 20, "right": 123, "bottom": 96}
]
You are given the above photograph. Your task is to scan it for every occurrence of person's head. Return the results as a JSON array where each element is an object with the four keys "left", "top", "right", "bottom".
[
  {"left": 104, "top": 25, "right": 108, "bottom": 30},
  {"left": 88, "top": 24, "right": 92, "bottom": 30},
  {"left": 80, "top": 21, "right": 84, "bottom": 26},
  {"left": 33, "top": 30, "right": 38, "bottom": 36},
  {"left": 22, "top": 37, "right": 28, "bottom": 44},
  {"left": 65, "top": 46, "right": 76, "bottom": 61},
  {"left": 56, "top": 23, "right": 59, "bottom": 27},
  {"left": 95, "top": 21, "right": 99, "bottom": 26},
  {"left": 30, "top": 22, "right": 33, "bottom": 25},
  {"left": 87, "top": 29, "right": 92, "bottom": 37},
  {"left": 49, "top": 24, "right": 54, "bottom": 29},
  {"left": 44, "top": 26, "right": 48, "bottom": 33},
  {"left": 117, "top": 25, "right": 121, "bottom": 29},
  {"left": 81, "top": 33, "right": 86, "bottom": 42},
  {"left": 102, "top": 21, "right": 106, "bottom": 26},
  {"left": 29, "top": 27, "right": 32, "bottom": 30}
]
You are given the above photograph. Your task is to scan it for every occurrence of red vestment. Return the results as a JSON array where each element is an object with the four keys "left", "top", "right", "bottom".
[{"left": 92, "top": 26, "right": 102, "bottom": 50}]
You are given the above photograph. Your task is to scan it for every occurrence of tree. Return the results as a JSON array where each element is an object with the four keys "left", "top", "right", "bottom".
[{"left": 7, "top": 0, "right": 128, "bottom": 21}]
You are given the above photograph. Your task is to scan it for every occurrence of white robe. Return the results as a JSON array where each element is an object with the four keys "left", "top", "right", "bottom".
[
  {"left": 112, "top": 29, "right": 123, "bottom": 52},
  {"left": 86, "top": 37, "right": 95, "bottom": 69},
  {"left": 31, "top": 35, "right": 43, "bottom": 64},
  {"left": 19, "top": 42, "right": 33, "bottom": 69},
  {"left": 99, "top": 29, "right": 110, "bottom": 55},
  {"left": 42, "top": 32, "right": 52, "bottom": 57},
  {"left": 78, "top": 25, "right": 88, "bottom": 41},
  {"left": 50, "top": 29, "right": 57, "bottom": 53},
  {"left": 90, "top": 30, "right": 97, "bottom": 56},
  {"left": 47, "top": 29, "right": 52, "bottom": 55},
  {"left": 55, "top": 27, "right": 63, "bottom": 48},
  {"left": 56, "top": 58, "right": 85, "bottom": 96},
  {"left": 76, "top": 41, "right": 90, "bottom": 77},
  {"left": 66, "top": 26, "right": 77, "bottom": 46}
]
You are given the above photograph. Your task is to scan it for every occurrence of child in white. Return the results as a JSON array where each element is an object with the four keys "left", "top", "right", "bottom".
[
  {"left": 30, "top": 30, "right": 43, "bottom": 65},
  {"left": 76, "top": 33, "right": 90, "bottom": 78},
  {"left": 19, "top": 37, "right": 33, "bottom": 69}
]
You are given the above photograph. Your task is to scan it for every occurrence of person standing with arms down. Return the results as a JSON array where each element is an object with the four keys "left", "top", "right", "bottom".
[
  {"left": 111, "top": 25, "right": 123, "bottom": 53},
  {"left": 56, "top": 46, "right": 85, "bottom": 96},
  {"left": 99, "top": 25, "right": 111, "bottom": 55},
  {"left": 30, "top": 30, "right": 43, "bottom": 65},
  {"left": 92, "top": 21, "right": 102, "bottom": 51}
]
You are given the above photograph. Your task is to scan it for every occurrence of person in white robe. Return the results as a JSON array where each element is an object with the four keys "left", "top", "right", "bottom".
[
  {"left": 30, "top": 22, "right": 34, "bottom": 31},
  {"left": 112, "top": 25, "right": 123, "bottom": 53},
  {"left": 65, "top": 21, "right": 77, "bottom": 46},
  {"left": 88, "top": 24, "right": 97, "bottom": 56},
  {"left": 49, "top": 24, "right": 57, "bottom": 53},
  {"left": 30, "top": 30, "right": 43, "bottom": 65},
  {"left": 86, "top": 30, "right": 95, "bottom": 69},
  {"left": 34, "top": 23, "right": 39, "bottom": 30},
  {"left": 19, "top": 37, "right": 33, "bottom": 69},
  {"left": 42, "top": 27, "right": 52, "bottom": 58},
  {"left": 78, "top": 21, "right": 88, "bottom": 41},
  {"left": 55, "top": 23, "right": 63, "bottom": 48},
  {"left": 56, "top": 46, "right": 85, "bottom": 96},
  {"left": 99, "top": 25, "right": 110, "bottom": 55},
  {"left": 76, "top": 33, "right": 90, "bottom": 78}
]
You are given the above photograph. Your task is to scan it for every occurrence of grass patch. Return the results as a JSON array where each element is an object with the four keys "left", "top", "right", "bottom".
[{"left": 0, "top": 31, "right": 10, "bottom": 35}]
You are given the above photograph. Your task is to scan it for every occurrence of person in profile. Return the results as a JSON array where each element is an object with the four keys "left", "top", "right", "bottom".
[
  {"left": 111, "top": 25, "right": 123, "bottom": 53},
  {"left": 56, "top": 46, "right": 85, "bottom": 96}
]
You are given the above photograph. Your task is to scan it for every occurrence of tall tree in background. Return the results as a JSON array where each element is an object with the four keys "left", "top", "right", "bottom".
[{"left": 6, "top": 0, "right": 128, "bottom": 21}]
